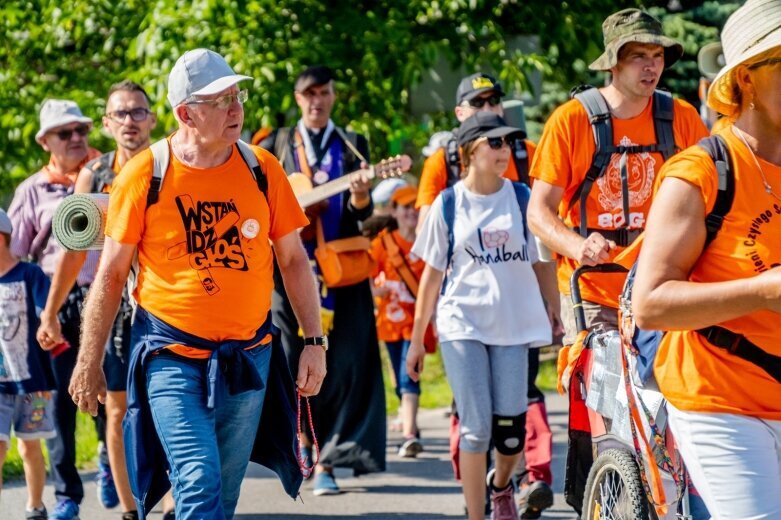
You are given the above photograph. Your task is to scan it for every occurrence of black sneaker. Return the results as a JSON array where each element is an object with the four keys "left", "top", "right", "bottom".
[
  {"left": 518, "top": 480, "right": 554, "bottom": 519},
  {"left": 121, "top": 512, "right": 139, "bottom": 520}
]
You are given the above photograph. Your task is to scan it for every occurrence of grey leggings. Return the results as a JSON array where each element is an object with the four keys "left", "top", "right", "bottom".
[{"left": 440, "top": 339, "right": 529, "bottom": 453}]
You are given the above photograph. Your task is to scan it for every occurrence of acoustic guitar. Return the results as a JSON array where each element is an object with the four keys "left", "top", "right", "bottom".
[{"left": 288, "top": 155, "right": 412, "bottom": 208}]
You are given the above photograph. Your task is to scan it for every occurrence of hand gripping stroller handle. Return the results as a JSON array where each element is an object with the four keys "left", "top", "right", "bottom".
[{"left": 570, "top": 264, "right": 628, "bottom": 332}]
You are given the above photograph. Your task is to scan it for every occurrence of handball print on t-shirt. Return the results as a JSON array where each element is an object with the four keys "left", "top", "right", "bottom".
[
  {"left": 165, "top": 194, "right": 250, "bottom": 296},
  {"left": 595, "top": 136, "right": 656, "bottom": 229},
  {"left": 465, "top": 226, "right": 530, "bottom": 265}
]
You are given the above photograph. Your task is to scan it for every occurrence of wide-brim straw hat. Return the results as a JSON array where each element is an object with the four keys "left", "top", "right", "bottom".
[
  {"left": 589, "top": 8, "right": 683, "bottom": 71},
  {"left": 708, "top": 0, "right": 781, "bottom": 115}
]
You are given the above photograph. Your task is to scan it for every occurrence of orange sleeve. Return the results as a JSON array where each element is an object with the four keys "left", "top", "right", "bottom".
[
  {"left": 656, "top": 144, "right": 719, "bottom": 215},
  {"left": 105, "top": 149, "right": 154, "bottom": 245},
  {"left": 672, "top": 99, "right": 710, "bottom": 150},
  {"left": 529, "top": 102, "right": 579, "bottom": 189},
  {"left": 369, "top": 234, "right": 386, "bottom": 278},
  {"left": 254, "top": 146, "right": 310, "bottom": 240},
  {"left": 416, "top": 148, "right": 449, "bottom": 208}
]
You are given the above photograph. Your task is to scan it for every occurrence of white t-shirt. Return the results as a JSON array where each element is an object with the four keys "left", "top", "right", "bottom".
[{"left": 412, "top": 180, "right": 552, "bottom": 347}]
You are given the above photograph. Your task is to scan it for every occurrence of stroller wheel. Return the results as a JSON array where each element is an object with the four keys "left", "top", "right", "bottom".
[{"left": 583, "top": 448, "right": 651, "bottom": 520}]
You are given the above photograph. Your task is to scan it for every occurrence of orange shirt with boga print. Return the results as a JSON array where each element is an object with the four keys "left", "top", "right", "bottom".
[
  {"left": 105, "top": 139, "right": 308, "bottom": 356},
  {"left": 653, "top": 127, "right": 781, "bottom": 420},
  {"left": 369, "top": 229, "right": 424, "bottom": 342},
  {"left": 416, "top": 140, "right": 537, "bottom": 208},
  {"left": 530, "top": 95, "right": 708, "bottom": 308}
]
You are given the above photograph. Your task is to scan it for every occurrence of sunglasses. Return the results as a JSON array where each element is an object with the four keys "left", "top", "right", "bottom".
[
  {"left": 481, "top": 136, "right": 514, "bottom": 150},
  {"left": 52, "top": 125, "right": 90, "bottom": 141},
  {"left": 464, "top": 94, "right": 502, "bottom": 109},
  {"left": 186, "top": 89, "right": 248, "bottom": 110},
  {"left": 106, "top": 107, "right": 152, "bottom": 123}
]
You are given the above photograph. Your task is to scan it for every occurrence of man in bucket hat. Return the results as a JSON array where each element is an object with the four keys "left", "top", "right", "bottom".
[
  {"left": 70, "top": 48, "right": 325, "bottom": 519},
  {"left": 8, "top": 98, "right": 101, "bottom": 520},
  {"left": 527, "top": 7, "right": 708, "bottom": 515}
]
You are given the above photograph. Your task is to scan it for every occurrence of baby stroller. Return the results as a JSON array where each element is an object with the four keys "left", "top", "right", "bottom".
[{"left": 563, "top": 264, "right": 695, "bottom": 520}]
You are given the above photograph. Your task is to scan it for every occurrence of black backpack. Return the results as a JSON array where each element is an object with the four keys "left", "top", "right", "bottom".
[
  {"left": 622, "top": 134, "right": 781, "bottom": 384},
  {"left": 86, "top": 151, "right": 117, "bottom": 193},
  {"left": 567, "top": 86, "right": 676, "bottom": 247},
  {"left": 443, "top": 134, "right": 530, "bottom": 188}
]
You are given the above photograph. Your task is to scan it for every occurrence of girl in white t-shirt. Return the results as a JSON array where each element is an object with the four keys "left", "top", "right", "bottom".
[{"left": 407, "top": 112, "right": 560, "bottom": 520}]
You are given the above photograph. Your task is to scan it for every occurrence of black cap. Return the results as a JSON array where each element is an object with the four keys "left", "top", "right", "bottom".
[
  {"left": 455, "top": 73, "right": 504, "bottom": 104},
  {"left": 295, "top": 65, "right": 334, "bottom": 92},
  {"left": 457, "top": 112, "right": 523, "bottom": 147}
]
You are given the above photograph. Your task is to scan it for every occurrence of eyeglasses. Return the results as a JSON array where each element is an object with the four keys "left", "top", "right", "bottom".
[
  {"left": 748, "top": 57, "right": 781, "bottom": 70},
  {"left": 106, "top": 107, "right": 152, "bottom": 123},
  {"left": 52, "top": 125, "right": 90, "bottom": 141},
  {"left": 463, "top": 94, "right": 502, "bottom": 109},
  {"left": 186, "top": 89, "right": 248, "bottom": 110}
]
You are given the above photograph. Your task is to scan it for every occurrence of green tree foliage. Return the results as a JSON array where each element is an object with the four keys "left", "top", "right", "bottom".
[{"left": 1, "top": 0, "right": 733, "bottom": 198}]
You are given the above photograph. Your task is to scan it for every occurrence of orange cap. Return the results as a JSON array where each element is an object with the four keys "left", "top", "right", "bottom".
[{"left": 390, "top": 185, "right": 417, "bottom": 206}]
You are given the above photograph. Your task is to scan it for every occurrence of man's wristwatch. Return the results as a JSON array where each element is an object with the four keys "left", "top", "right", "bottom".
[{"left": 304, "top": 336, "right": 329, "bottom": 352}]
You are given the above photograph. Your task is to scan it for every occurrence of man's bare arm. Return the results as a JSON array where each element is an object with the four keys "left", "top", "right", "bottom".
[
  {"left": 273, "top": 230, "right": 325, "bottom": 397},
  {"left": 69, "top": 237, "right": 135, "bottom": 416}
]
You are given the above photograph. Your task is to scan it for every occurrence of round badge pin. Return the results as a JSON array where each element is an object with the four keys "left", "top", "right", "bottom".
[
  {"left": 241, "top": 219, "right": 260, "bottom": 239},
  {"left": 313, "top": 170, "right": 330, "bottom": 185}
]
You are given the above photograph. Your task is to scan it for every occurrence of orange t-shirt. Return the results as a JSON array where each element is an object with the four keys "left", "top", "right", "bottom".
[
  {"left": 106, "top": 139, "right": 308, "bottom": 356},
  {"left": 369, "top": 229, "right": 424, "bottom": 342},
  {"left": 416, "top": 140, "right": 537, "bottom": 208},
  {"left": 530, "top": 94, "right": 708, "bottom": 307},
  {"left": 653, "top": 126, "right": 781, "bottom": 420}
]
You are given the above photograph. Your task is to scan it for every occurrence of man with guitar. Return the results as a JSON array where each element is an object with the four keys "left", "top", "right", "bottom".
[{"left": 260, "top": 65, "right": 387, "bottom": 496}]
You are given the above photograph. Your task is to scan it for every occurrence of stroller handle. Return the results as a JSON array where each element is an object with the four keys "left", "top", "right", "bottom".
[{"left": 570, "top": 263, "right": 628, "bottom": 332}]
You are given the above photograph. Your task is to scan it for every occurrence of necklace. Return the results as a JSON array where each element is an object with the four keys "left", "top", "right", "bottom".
[{"left": 734, "top": 126, "right": 781, "bottom": 202}]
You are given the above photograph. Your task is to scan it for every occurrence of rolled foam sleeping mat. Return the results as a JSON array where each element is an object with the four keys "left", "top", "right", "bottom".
[{"left": 52, "top": 193, "right": 110, "bottom": 251}]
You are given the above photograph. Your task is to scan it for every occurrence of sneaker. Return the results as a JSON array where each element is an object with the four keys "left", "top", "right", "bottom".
[
  {"left": 518, "top": 480, "right": 554, "bottom": 519},
  {"left": 312, "top": 471, "right": 340, "bottom": 496},
  {"left": 25, "top": 506, "right": 48, "bottom": 520},
  {"left": 487, "top": 470, "right": 518, "bottom": 520},
  {"left": 121, "top": 512, "right": 139, "bottom": 520},
  {"left": 96, "top": 461, "right": 119, "bottom": 509},
  {"left": 50, "top": 499, "right": 79, "bottom": 520},
  {"left": 397, "top": 437, "right": 423, "bottom": 458},
  {"left": 162, "top": 512, "right": 176, "bottom": 520}
]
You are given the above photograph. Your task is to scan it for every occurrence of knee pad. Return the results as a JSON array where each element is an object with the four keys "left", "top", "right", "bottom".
[{"left": 492, "top": 413, "right": 526, "bottom": 455}]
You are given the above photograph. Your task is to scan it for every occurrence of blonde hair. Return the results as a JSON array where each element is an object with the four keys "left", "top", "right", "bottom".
[{"left": 722, "top": 46, "right": 781, "bottom": 118}]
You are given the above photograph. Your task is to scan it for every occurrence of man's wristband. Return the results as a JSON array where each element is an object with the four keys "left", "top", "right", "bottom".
[{"left": 304, "top": 336, "right": 329, "bottom": 352}]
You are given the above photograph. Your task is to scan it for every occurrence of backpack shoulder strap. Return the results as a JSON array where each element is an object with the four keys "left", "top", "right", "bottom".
[
  {"left": 147, "top": 139, "right": 170, "bottom": 208},
  {"left": 444, "top": 137, "right": 461, "bottom": 188},
  {"left": 569, "top": 87, "right": 614, "bottom": 236},
  {"left": 236, "top": 139, "right": 268, "bottom": 199},
  {"left": 440, "top": 186, "right": 457, "bottom": 295},
  {"left": 87, "top": 151, "right": 117, "bottom": 193},
  {"left": 510, "top": 181, "right": 531, "bottom": 244},
  {"left": 273, "top": 127, "right": 292, "bottom": 169},
  {"left": 652, "top": 90, "right": 676, "bottom": 161},
  {"left": 698, "top": 134, "right": 735, "bottom": 248},
  {"left": 511, "top": 139, "right": 530, "bottom": 185}
]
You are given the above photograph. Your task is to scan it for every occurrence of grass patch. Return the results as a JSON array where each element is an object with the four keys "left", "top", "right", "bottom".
[{"left": 3, "top": 411, "right": 99, "bottom": 481}]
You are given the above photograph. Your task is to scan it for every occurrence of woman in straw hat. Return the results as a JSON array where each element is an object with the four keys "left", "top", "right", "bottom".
[{"left": 633, "top": 0, "right": 781, "bottom": 516}]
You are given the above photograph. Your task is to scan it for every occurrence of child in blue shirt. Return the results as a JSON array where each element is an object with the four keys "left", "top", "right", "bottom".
[{"left": 0, "top": 208, "right": 56, "bottom": 519}]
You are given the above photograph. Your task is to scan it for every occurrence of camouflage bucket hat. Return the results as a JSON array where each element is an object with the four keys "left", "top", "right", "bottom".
[{"left": 589, "top": 8, "right": 683, "bottom": 71}]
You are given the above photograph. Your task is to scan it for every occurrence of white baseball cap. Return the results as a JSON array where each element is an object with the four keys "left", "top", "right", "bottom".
[
  {"left": 0, "top": 209, "right": 13, "bottom": 235},
  {"left": 35, "top": 99, "right": 92, "bottom": 142},
  {"left": 167, "top": 48, "right": 253, "bottom": 107},
  {"left": 372, "top": 178, "right": 409, "bottom": 206}
]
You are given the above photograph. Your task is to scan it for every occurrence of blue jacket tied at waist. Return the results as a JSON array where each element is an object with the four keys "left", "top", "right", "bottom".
[{"left": 124, "top": 307, "right": 303, "bottom": 517}]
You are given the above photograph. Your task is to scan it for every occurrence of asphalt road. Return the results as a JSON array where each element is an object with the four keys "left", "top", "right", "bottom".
[{"left": 1, "top": 393, "right": 578, "bottom": 519}]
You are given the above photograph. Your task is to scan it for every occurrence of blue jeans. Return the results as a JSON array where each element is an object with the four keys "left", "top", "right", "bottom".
[
  {"left": 146, "top": 345, "right": 271, "bottom": 520},
  {"left": 385, "top": 340, "right": 420, "bottom": 398}
]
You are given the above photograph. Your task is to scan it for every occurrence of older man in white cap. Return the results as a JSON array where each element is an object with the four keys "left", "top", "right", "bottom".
[
  {"left": 8, "top": 98, "right": 101, "bottom": 520},
  {"left": 69, "top": 49, "right": 325, "bottom": 519}
]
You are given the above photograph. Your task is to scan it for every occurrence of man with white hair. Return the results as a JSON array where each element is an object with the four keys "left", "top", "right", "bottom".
[
  {"left": 8, "top": 98, "right": 101, "bottom": 520},
  {"left": 69, "top": 49, "right": 325, "bottom": 519}
]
